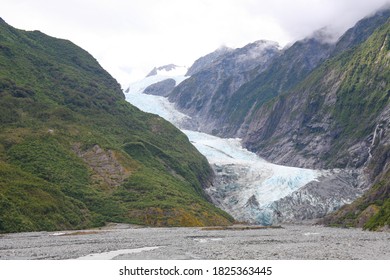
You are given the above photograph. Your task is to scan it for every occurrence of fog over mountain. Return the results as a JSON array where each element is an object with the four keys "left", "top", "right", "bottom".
[
  {"left": 1, "top": 0, "right": 389, "bottom": 84},
  {"left": 125, "top": 7, "right": 390, "bottom": 229}
]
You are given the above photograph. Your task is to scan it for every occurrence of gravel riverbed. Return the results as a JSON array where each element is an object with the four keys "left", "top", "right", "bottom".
[{"left": 1, "top": 224, "right": 389, "bottom": 260}]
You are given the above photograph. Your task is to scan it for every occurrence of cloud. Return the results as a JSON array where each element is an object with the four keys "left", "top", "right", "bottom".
[
  {"left": 1, "top": 0, "right": 389, "bottom": 85},
  {"left": 245, "top": 0, "right": 390, "bottom": 41}
]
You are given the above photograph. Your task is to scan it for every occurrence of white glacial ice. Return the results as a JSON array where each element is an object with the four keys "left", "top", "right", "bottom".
[
  {"left": 124, "top": 73, "right": 191, "bottom": 127},
  {"left": 124, "top": 72, "right": 324, "bottom": 225}
]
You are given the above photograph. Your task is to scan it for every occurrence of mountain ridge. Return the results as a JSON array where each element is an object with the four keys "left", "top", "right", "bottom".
[
  {"left": 146, "top": 8, "right": 390, "bottom": 230},
  {"left": 167, "top": 40, "right": 281, "bottom": 135},
  {"left": 0, "top": 19, "right": 233, "bottom": 233},
  {"left": 237, "top": 13, "right": 390, "bottom": 230}
]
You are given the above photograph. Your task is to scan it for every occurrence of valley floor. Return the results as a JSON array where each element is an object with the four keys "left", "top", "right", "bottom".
[{"left": 0, "top": 224, "right": 389, "bottom": 260}]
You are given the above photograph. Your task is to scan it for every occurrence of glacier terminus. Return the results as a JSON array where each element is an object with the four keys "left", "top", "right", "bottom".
[{"left": 124, "top": 65, "right": 364, "bottom": 225}]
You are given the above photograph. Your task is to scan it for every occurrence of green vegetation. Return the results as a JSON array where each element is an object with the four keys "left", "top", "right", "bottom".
[
  {"left": 226, "top": 39, "right": 332, "bottom": 130},
  {"left": 305, "top": 21, "right": 389, "bottom": 230},
  {"left": 238, "top": 19, "right": 390, "bottom": 230},
  {"left": 0, "top": 161, "right": 92, "bottom": 232},
  {"left": 313, "top": 21, "right": 388, "bottom": 167},
  {"left": 0, "top": 19, "right": 233, "bottom": 233},
  {"left": 330, "top": 22, "right": 389, "bottom": 160},
  {"left": 251, "top": 20, "right": 389, "bottom": 168},
  {"left": 364, "top": 199, "right": 390, "bottom": 230}
]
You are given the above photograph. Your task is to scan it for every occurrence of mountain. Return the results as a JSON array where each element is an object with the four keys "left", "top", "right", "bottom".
[
  {"left": 332, "top": 8, "right": 390, "bottom": 54},
  {"left": 243, "top": 16, "right": 390, "bottom": 169},
  {"left": 186, "top": 46, "right": 233, "bottom": 76},
  {"left": 0, "top": 19, "right": 233, "bottom": 233},
  {"left": 126, "top": 71, "right": 365, "bottom": 226},
  {"left": 167, "top": 40, "right": 281, "bottom": 135},
  {"left": 175, "top": 8, "right": 389, "bottom": 139},
  {"left": 229, "top": 34, "right": 335, "bottom": 138},
  {"left": 165, "top": 8, "right": 389, "bottom": 143},
  {"left": 146, "top": 64, "right": 188, "bottom": 77},
  {"left": 156, "top": 8, "right": 390, "bottom": 229},
  {"left": 240, "top": 12, "right": 390, "bottom": 229}
]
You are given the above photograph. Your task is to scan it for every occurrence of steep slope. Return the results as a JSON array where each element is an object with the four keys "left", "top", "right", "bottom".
[
  {"left": 230, "top": 34, "right": 334, "bottom": 138},
  {"left": 164, "top": 9, "right": 390, "bottom": 140},
  {"left": 168, "top": 40, "right": 280, "bottom": 135},
  {"left": 243, "top": 19, "right": 390, "bottom": 169},
  {"left": 243, "top": 18, "right": 390, "bottom": 229},
  {"left": 126, "top": 68, "right": 365, "bottom": 225},
  {"left": 186, "top": 46, "right": 233, "bottom": 76},
  {"left": 167, "top": 35, "right": 335, "bottom": 137},
  {"left": 227, "top": 7, "right": 389, "bottom": 138},
  {"left": 0, "top": 19, "right": 233, "bottom": 233},
  {"left": 322, "top": 165, "right": 390, "bottom": 230},
  {"left": 332, "top": 8, "right": 390, "bottom": 54}
]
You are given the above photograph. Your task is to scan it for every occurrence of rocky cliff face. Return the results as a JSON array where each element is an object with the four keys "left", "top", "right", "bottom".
[
  {"left": 143, "top": 78, "right": 176, "bottom": 97},
  {"left": 241, "top": 16, "right": 390, "bottom": 229},
  {"left": 158, "top": 8, "right": 390, "bottom": 229},
  {"left": 230, "top": 35, "right": 335, "bottom": 138},
  {"left": 332, "top": 8, "right": 390, "bottom": 55},
  {"left": 168, "top": 34, "right": 341, "bottom": 138},
  {"left": 271, "top": 170, "right": 364, "bottom": 223},
  {"left": 119, "top": 8, "right": 390, "bottom": 228},
  {"left": 186, "top": 46, "right": 233, "bottom": 76},
  {"left": 167, "top": 40, "right": 281, "bottom": 135},
  {"left": 243, "top": 18, "right": 390, "bottom": 170}
]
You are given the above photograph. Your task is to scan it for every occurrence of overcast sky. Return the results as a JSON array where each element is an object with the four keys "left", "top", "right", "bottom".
[{"left": 1, "top": 0, "right": 389, "bottom": 86}]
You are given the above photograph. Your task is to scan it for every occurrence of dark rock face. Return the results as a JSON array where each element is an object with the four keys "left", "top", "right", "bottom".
[
  {"left": 332, "top": 8, "right": 390, "bottom": 55},
  {"left": 239, "top": 14, "right": 390, "bottom": 228},
  {"left": 146, "top": 64, "right": 178, "bottom": 77},
  {"left": 168, "top": 40, "right": 281, "bottom": 135},
  {"left": 242, "top": 19, "right": 390, "bottom": 170},
  {"left": 161, "top": 9, "right": 390, "bottom": 228},
  {"left": 143, "top": 78, "right": 176, "bottom": 97},
  {"left": 186, "top": 46, "right": 233, "bottom": 76},
  {"left": 168, "top": 35, "right": 337, "bottom": 138},
  {"left": 271, "top": 170, "right": 365, "bottom": 222},
  {"left": 230, "top": 36, "right": 334, "bottom": 139}
]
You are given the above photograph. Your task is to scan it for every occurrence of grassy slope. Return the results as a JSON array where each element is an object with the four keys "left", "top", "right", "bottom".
[{"left": 0, "top": 19, "right": 233, "bottom": 233}]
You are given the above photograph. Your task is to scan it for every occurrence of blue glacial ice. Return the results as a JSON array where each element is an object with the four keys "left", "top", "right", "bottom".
[{"left": 125, "top": 74, "right": 325, "bottom": 225}]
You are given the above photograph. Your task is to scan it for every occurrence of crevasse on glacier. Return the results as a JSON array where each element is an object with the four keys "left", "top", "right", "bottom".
[{"left": 124, "top": 70, "right": 325, "bottom": 225}]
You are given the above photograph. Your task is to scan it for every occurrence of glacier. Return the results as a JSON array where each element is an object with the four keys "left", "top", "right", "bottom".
[{"left": 124, "top": 69, "right": 358, "bottom": 225}]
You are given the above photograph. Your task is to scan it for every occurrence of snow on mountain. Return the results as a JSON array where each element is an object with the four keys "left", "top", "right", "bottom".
[
  {"left": 146, "top": 64, "right": 188, "bottom": 77},
  {"left": 124, "top": 64, "right": 189, "bottom": 95},
  {"left": 126, "top": 87, "right": 192, "bottom": 127},
  {"left": 124, "top": 66, "right": 191, "bottom": 127},
  {"left": 124, "top": 69, "right": 329, "bottom": 225}
]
